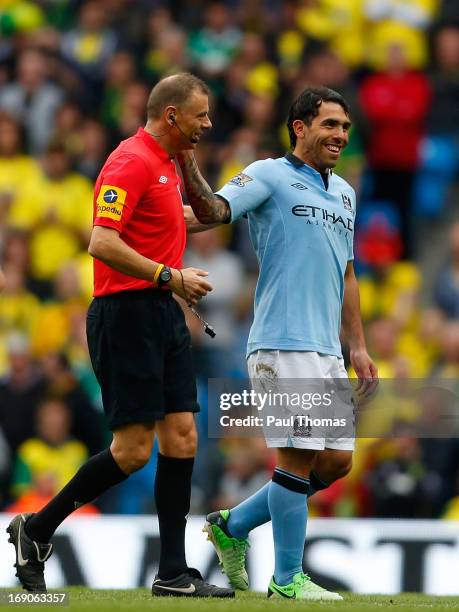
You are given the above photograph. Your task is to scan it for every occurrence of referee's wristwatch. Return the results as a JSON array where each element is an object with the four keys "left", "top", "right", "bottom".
[{"left": 156, "top": 265, "right": 172, "bottom": 287}]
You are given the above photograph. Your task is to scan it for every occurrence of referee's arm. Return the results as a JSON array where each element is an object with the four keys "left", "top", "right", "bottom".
[
  {"left": 0, "top": 266, "right": 5, "bottom": 292},
  {"left": 89, "top": 226, "right": 163, "bottom": 282},
  {"left": 88, "top": 226, "right": 212, "bottom": 305}
]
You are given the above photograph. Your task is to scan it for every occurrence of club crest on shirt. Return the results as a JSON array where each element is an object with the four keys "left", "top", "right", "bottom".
[
  {"left": 229, "top": 173, "right": 253, "bottom": 187},
  {"left": 96, "top": 184, "right": 127, "bottom": 221},
  {"left": 341, "top": 193, "right": 352, "bottom": 211},
  {"left": 293, "top": 415, "right": 312, "bottom": 437}
]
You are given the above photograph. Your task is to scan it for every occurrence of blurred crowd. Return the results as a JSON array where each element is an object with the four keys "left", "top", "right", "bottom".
[{"left": 1, "top": 0, "right": 459, "bottom": 520}]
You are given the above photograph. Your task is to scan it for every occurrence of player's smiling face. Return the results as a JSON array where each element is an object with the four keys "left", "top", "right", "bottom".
[{"left": 293, "top": 102, "right": 351, "bottom": 173}]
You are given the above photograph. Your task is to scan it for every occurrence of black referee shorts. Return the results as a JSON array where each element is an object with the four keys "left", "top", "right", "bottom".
[{"left": 86, "top": 288, "right": 199, "bottom": 431}]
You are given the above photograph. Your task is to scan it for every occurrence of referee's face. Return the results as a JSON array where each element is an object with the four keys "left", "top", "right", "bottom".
[
  {"left": 173, "top": 92, "right": 212, "bottom": 150},
  {"left": 294, "top": 102, "right": 351, "bottom": 172}
]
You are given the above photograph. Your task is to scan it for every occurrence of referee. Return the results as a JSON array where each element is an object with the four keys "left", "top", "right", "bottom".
[{"left": 7, "top": 73, "right": 233, "bottom": 598}]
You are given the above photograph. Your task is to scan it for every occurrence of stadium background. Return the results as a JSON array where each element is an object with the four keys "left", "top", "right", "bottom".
[{"left": 0, "top": 0, "right": 459, "bottom": 593}]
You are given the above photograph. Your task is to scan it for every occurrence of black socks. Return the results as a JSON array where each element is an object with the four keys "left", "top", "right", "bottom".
[
  {"left": 155, "top": 452, "right": 194, "bottom": 580},
  {"left": 24, "top": 447, "right": 195, "bottom": 582},
  {"left": 25, "top": 448, "right": 128, "bottom": 543}
]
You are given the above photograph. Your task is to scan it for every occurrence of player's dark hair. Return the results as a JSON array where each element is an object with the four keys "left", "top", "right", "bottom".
[
  {"left": 147, "top": 73, "right": 210, "bottom": 119},
  {"left": 287, "top": 87, "right": 350, "bottom": 148}
]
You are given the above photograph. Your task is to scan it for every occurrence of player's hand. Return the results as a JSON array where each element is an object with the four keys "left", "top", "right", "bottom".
[
  {"left": 350, "top": 348, "right": 378, "bottom": 403},
  {"left": 169, "top": 267, "right": 213, "bottom": 305},
  {"left": 183, "top": 205, "right": 197, "bottom": 228}
]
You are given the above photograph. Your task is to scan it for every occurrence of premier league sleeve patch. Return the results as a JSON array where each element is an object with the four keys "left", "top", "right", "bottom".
[
  {"left": 341, "top": 193, "right": 353, "bottom": 212},
  {"left": 96, "top": 185, "right": 127, "bottom": 221},
  {"left": 229, "top": 173, "right": 253, "bottom": 187}
]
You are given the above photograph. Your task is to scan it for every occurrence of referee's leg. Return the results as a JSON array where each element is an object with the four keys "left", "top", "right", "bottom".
[
  {"left": 111, "top": 423, "right": 156, "bottom": 473},
  {"left": 7, "top": 422, "right": 156, "bottom": 593},
  {"left": 154, "top": 412, "right": 197, "bottom": 579},
  {"left": 24, "top": 423, "right": 156, "bottom": 544}
]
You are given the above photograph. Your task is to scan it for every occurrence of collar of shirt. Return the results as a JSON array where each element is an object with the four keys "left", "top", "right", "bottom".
[
  {"left": 284, "top": 151, "right": 332, "bottom": 190},
  {"left": 136, "top": 127, "right": 173, "bottom": 162}
]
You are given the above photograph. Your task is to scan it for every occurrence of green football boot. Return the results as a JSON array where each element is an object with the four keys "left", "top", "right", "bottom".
[
  {"left": 268, "top": 572, "right": 343, "bottom": 600},
  {"left": 203, "top": 510, "right": 249, "bottom": 590}
]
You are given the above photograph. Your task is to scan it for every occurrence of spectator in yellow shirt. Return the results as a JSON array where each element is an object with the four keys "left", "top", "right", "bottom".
[
  {"left": 22, "top": 140, "right": 93, "bottom": 294},
  {"left": 364, "top": 0, "right": 439, "bottom": 69},
  {"left": 297, "top": 0, "right": 367, "bottom": 67},
  {"left": 11, "top": 397, "right": 89, "bottom": 499},
  {"left": 0, "top": 113, "right": 43, "bottom": 231}
]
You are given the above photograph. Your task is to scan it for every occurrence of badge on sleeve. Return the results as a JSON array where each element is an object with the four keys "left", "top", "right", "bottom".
[
  {"left": 96, "top": 185, "right": 127, "bottom": 221},
  {"left": 341, "top": 193, "right": 352, "bottom": 212},
  {"left": 229, "top": 173, "right": 253, "bottom": 187}
]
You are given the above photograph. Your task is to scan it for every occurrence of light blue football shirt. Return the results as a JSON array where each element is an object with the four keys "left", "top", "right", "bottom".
[{"left": 216, "top": 153, "right": 356, "bottom": 358}]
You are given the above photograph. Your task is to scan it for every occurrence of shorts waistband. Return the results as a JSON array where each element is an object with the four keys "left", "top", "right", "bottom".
[{"left": 94, "top": 288, "right": 173, "bottom": 301}]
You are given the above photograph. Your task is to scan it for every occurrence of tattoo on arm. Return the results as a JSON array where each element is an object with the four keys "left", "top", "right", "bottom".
[{"left": 179, "top": 154, "right": 230, "bottom": 224}]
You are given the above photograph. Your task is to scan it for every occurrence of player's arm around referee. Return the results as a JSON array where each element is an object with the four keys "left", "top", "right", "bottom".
[{"left": 6, "top": 73, "right": 234, "bottom": 598}]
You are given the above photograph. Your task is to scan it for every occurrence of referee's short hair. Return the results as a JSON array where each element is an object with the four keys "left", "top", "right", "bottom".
[
  {"left": 287, "top": 87, "right": 350, "bottom": 148},
  {"left": 147, "top": 73, "right": 210, "bottom": 119}
]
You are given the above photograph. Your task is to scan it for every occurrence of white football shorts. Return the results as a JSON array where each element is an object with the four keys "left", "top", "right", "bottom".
[{"left": 247, "top": 350, "right": 355, "bottom": 451}]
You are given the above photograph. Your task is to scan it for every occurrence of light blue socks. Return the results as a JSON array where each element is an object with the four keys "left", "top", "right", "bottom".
[
  {"left": 227, "top": 482, "right": 271, "bottom": 539},
  {"left": 269, "top": 468, "right": 310, "bottom": 585}
]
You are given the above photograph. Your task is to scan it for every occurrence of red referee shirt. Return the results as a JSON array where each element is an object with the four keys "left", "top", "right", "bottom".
[{"left": 92, "top": 128, "right": 186, "bottom": 297}]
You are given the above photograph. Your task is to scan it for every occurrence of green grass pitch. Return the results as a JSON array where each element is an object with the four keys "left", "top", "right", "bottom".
[{"left": 1, "top": 589, "right": 459, "bottom": 611}]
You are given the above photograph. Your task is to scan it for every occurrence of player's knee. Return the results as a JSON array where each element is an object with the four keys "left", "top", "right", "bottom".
[{"left": 330, "top": 456, "right": 353, "bottom": 481}]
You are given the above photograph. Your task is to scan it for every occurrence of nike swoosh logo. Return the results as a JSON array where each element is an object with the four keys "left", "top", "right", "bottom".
[
  {"left": 154, "top": 583, "right": 196, "bottom": 594},
  {"left": 270, "top": 585, "right": 295, "bottom": 599},
  {"left": 17, "top": 522, "right": 29, "bottom": 567}
]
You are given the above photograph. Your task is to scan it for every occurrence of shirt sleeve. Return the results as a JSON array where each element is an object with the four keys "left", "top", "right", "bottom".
[
  {"left": 215, "top": 159, "right": 274, "bottom": 222},
  {"left": 94, "top": 154, "right": 151, "bottom": 232}
]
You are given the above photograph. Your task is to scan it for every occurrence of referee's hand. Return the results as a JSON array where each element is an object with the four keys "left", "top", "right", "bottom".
[{"left": 169, "top": 267, "right": 213, "bottom": 306}]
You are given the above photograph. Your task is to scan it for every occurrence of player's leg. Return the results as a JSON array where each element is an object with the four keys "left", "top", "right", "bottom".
[
  {"left": 7, "top": 423, "right": 154, "bottom": 592},
  {"left": 267, "top": 351, "right": 344, "bottom": 600},
  {"left": 308, "top": 355, "right": 355, "bottom": 497},
  {"left": 223, "top": 349, "right": 278, "bottom": 538},
  {"left": 206, "top": 451, "right": 352, "bottom": 543},
  {"left": 203, "top": 351, "right": 277, "bottom": 588},
  {"left": 267, "top": 446, "right": 342, "bottom": 601},
  {"left": 204, "top": 349, "right": 312, "bottom": 589},
  {"left": 211, "top": 481, "right": 271, "bottom": 539},
  {"left": 268, "top": 447, "right": 315, "bottom": 587},
  {"left": 309, "top": 448, "right": 353, "bottom": 496}
]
